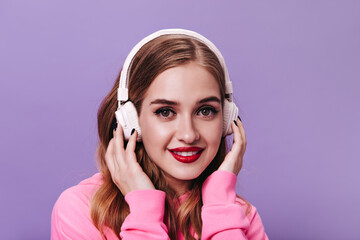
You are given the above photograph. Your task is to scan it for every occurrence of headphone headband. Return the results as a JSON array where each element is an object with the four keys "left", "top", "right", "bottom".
[{"left": 117, "top": 28, "right": 233, "bottom": 103}]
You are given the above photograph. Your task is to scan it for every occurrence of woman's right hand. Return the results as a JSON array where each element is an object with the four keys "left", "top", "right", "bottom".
[{"left": 105, "top": 123, "right": 155, "bottom": 196}]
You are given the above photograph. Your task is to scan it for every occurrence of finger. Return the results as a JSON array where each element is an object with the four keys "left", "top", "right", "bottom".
[
  {"left": 236, "top": 118, "right": 247, "bottom": 155},
  {"left": 113, "top": 121, "right": 125, "bottom": 155},
  {"left": 105, "top": 138, "right": 116, "bottom": 172},
  {"left": 114, "top": 121, "right": 124, "bottom": 142},
  {"left": 236, "top": 117, "right": 246, "bottom": 140},
  {"left": 126, "top": 129, "right": 137, "bottom": 154},
  {"left": 230, "top": 120, "right": 242, "bottom": 153},
  {"left": 110, "top": 129, "right": 124, "bottom": 170}
]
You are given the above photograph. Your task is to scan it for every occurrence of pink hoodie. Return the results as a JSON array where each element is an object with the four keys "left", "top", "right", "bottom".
[{"left": 51, "top": 170, "right": 269, "bottom": 239}]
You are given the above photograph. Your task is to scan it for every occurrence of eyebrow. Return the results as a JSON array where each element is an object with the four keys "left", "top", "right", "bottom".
[
  {"left": 149, "top": 96, "right": 221, "bottom": 106},
  {"left": 150, "top": 99, "right": 178, "bottom": 105},
  {"left": 198, "top": 96, "right": 221, "bottom": 104}
]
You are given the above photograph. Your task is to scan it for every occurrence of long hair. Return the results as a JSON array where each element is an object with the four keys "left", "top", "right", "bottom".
[{"left": 90, "top": 35, "right": 248, "bottom": 239}]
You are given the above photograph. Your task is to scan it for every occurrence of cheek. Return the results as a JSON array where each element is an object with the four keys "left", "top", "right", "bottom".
[
  {"left": 139, "top": 113, "right": 173, "bottom": 149},
  {"left": 200, "top": 114, "right": 223, "bottom": 138},
  {"left": 203, "top": 126, "right": 222, "bottom": 148},
  {"left": 197, "top": 118, "right": 223, "bottom": 151}
]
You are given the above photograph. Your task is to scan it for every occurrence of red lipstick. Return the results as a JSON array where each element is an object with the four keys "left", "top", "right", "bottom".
[{"left": 168, "top": 147, "right": 204, "bottom": 163}]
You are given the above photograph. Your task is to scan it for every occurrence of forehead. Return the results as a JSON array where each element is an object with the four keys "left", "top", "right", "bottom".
[{"left": 143, "top": 62, "right": 221, "bottom": 102}]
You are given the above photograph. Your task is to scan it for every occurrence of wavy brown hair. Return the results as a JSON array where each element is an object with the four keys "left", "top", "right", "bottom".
[{"left": 90, "top": 35, "right": 250, "bottom": 239}]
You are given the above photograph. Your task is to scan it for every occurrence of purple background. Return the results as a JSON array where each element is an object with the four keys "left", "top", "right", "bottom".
[{"left": 1, "top": 1, "right": 359, "bottom": 239}]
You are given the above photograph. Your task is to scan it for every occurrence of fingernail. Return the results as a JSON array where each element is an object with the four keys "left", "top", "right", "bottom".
[
  {"left": 233, "top": 120, "right": 238, "bottom": 126},
  {"left": 113, "top": 119, "right": 117, "bottom": 130},
  {"left": 238, "top": 116, "right": 242, "bottom": 122},
  {"left": 131, "top": 128, "right": 135, "bottom": 135}
]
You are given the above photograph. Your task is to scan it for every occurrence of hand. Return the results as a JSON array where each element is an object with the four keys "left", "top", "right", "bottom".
[
  {"left": 218, "top": 117, "right": 247, "bottom": 175},
  {"left": 105, "top": 123, "right": 155, "bottom": 196}
]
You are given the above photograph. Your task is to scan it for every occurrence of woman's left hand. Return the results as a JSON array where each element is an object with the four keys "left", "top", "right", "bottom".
[{"left": 218, "top": 117, "right": 247, "bottom": 175}]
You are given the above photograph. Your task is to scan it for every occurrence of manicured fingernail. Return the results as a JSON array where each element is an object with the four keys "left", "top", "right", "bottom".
[
  {"left": 113, "top": 119, "right": 117, "bottom": 130},
  {"left": 131, "top": 128, "right": 135, "bottom": 135},
  {"left": 238, "top": 116, "right": 242, "bottom": 122},
  {"left": 233, "top": 120, "right": 238, "bottom": 126}
]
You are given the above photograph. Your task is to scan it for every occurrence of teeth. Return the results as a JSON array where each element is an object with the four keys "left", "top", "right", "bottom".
[{"left": 173, "top": 151, "right": 198, "bottom": 156}]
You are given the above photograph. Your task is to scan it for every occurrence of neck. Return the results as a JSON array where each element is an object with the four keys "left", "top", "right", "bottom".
[{"left": 162, "top": 172, "right": 192, "bottom": 197}]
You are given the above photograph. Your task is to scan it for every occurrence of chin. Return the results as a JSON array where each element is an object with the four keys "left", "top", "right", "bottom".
[{"left": 170, "top": 168, "right": 205, "bottom": 181}]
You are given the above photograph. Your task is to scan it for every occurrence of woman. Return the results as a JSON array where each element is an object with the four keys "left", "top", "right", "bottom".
[{"left": 51, "top": 29, "right": 269, "bottom": 240}]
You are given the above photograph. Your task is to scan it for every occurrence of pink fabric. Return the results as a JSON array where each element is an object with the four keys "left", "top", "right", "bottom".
[{"left": 51, "top": 171, "right": 269, "bottom": 239}]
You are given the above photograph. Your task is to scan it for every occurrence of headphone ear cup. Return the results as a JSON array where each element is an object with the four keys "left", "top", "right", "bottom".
[
  {"left": 222, "top": 100, "right": 239, "bottom": 136},
  {"left": 115, "top": 101, "right": 142, "bottom": 141}
]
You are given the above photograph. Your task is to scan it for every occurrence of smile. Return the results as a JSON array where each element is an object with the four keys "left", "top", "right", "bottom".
[
  {"left": 172, "top": 151, "right": 199, "bottom": 156},
  {"left": 168, "top": 147, "right": 204, "bottom": 163}
]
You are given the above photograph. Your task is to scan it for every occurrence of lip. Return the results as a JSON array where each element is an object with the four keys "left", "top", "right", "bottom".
[{"left": 168, "top": 147, "right": 204, "bottom": 163}]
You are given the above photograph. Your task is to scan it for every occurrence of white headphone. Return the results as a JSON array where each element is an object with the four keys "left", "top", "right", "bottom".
[{"left": 115, "top": 29, "right": 238, "bottom": 141}]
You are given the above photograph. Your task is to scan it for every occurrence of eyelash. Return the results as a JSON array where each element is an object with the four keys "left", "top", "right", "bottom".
[
  {"left": 154, "top": 106, "right": 219, "bottom": 119},
  {"left": 154, "top": 107, "right": 176, "bottom": 119}
]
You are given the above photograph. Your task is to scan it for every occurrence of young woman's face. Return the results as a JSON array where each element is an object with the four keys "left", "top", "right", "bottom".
[{"left": 139, "top": 62, "right": 223, "bottom": 193}]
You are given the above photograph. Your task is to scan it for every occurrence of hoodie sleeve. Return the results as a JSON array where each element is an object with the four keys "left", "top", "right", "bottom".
[
  {"left": 51, "top": 187, "right": 170, "bottom": 240},
  {"left": 201, "top": 170, "right": 269, "bottom": 240},
  {"left": 120, "top": 189, "right": 170, "bottom": 240}
]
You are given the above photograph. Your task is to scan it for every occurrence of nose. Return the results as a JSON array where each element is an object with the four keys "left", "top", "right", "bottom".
[{"left": 175, "top": 114, "right": 200, "bottom": 144}]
